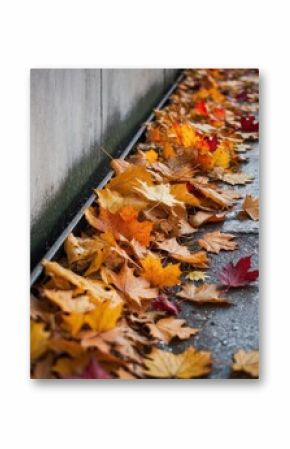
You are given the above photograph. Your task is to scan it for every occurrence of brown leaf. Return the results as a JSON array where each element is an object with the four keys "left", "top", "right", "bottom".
[
  {"left": 177, "top": 283, "right": 231, "bottom": 305},
  {"left": 102, "top": 264, "right": 158, "bottom": 306},
  {"left": 190, "top": 211, "right": 226, "bottom": 228},
  {"left": 241, "top": 195, "right": 259, "bottom": 221},
  {"left": 157, "top": 238, "right": 209, "bottom": 268},
  {"left": 42, "top": 260, "right": 123, "bottom": 304},
  {"left": 42, "top": 289, "right": 95, "bottom": 313},
  {"left": 198, "top": 231, "right": 238, "bottom": 254},
  {"left": 190, "top": 181, "right": 231, "bottom": 208},
  {"left": 221, "top": 172, "right": 253, "bottom": 185},
  {"left": 147, "top": 317, "right": 198, "bottom": 343}
]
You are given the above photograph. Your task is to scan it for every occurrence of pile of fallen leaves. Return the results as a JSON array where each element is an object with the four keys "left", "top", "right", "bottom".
[{"left": 31, "top": 69, "right": 259, "bottom": 379}]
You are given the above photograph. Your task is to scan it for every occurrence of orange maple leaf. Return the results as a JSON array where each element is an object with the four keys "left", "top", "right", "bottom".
[{"left": 85, "top": 205, "right": 153, "bottom": 247}]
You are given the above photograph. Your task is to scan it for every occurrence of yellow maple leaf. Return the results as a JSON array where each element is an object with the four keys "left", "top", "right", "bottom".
[
  {"left": 107, "top": 165, "right": 153, "bottom": 196},
  {"left": 140, "top": 255, "right": 181, "bottom": 288},
  {"left": 62, "top": 299, "right": 123, "bottom": 337},
  {"left": 30, "top": 321, "right": 50, "bottom": 360},
  {"left": 171, "top": 183, "right": 201, "bottom": 207},
  {"left": 144, "top": 346, "right": 212, "bottom": 378},
  {"left": 96, "top": 188, "right": 147, "bottom": 213}
]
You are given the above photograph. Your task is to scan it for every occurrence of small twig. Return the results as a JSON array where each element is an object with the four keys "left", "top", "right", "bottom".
[{"left": 100, "top": 146, "right": 114, "bottom": 161}]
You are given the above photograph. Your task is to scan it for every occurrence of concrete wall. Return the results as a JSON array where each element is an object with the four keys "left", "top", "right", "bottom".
[{"left": 30, "top": 68, "right": 179, "bottom": 265}]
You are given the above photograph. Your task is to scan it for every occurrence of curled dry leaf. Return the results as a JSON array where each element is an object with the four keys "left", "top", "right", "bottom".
[
  {"left": 42, "top": 260, "right": 123, "bottom": 303},
  {"left": 190, "top": 211, "right": 226, "bottom": 228},
  {"left": 157, "top": 238, "right": 209, "bottom": 268},
  {"left": 189, "top": 181, "right": 231, "bottom": 209},
  {"left": 177, "top": 283, "right": 231, "bottom": 305},
  {"left": 144, "top": 346, "right": 212, "bottom": 378},
  {"left": 232, "top": 349, "right": 259, "bottom": 378},
  {"left": 198, "top": 231, "right": 238, "bottom": 254},
  {"left": 147, "top": 317, "right": 199, "bottom": 343}
]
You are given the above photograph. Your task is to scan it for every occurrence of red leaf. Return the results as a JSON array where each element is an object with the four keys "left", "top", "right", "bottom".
[
  {"left": 218, "top": 256, "right": 259, "bottom": 288},
  {"left": 204, "top": 135, "right": 219, "bottom": 152},
  {"left": 240, "top": 116, "right": 259, "bottom": 133},
  {"left": 236, "top": 91, "right": 249, "bottom": 102},
  {"left": 70, "top": 358, "right": 112, "bottom": 379},
  {"left": 151, "top": 295, "right": 181, "bottom": 316}
]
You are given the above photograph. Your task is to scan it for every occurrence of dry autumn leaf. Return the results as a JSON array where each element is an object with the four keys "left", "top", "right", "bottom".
[
  {"left": 42, "top": 260, "right": 123, "bottom": 303},
  {"left": 85, "top": 206, "right": 153, "bottom": 247},
  {"left": 221, "top": 172, "right": 253, "bottom": 185},
  {"left": 144, "top": 346, "right": 212, "bottom": 378},
  {"left": 96, "top": 188, "right": 147, "bottom": 213},
  {"left": 42, "top": 289, "right": 95, "bottom": 313},
  {"left": 177, "top": 283, "right": 231, "bottom": 305},
  {"left": 62, "top": 299, "right": 123, "bottom": 336},
  {"left": 102, "top": 264, "right": 158, "bottom": 307},
  {"left": 218, "top": 255, "right": 259, "bottom": 288},
  {"left": 107, "top": 165, "right": 153, "bottom": 195},
  {"left": 147, "top": 317, "right": 198, "bottom": 343},
  {"left": 140, "top": 255, "right": 181, "bottom": 288},
  {"left": 232, "top": 349, "right": 259, "bottom": 378},
  {"left": 190, "top": 211, "right": 226, "bottom": 228},
  {"left": 198, "top": 231, "right": 238, "bottom": 254},
  {"left": 134, "top": 181, "right": 183, "bottom": 208},
  {"left": 241, "top": 195, "right": 259, "bottom": 221},
  {"left": 157, "top": 238, "right": 209, "bottom": 268}
]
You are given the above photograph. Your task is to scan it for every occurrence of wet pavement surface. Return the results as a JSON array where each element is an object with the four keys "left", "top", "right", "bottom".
[{"left": 165, "top": 144, "right": 259, "bottom": 379}]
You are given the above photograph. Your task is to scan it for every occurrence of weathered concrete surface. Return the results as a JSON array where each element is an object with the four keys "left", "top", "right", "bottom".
[
  {"left": 168, "top": 144, "right": 260, "bottom": 379},
  {"left": 31, "top": 69, "right": 179, "bottom": 266}
]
